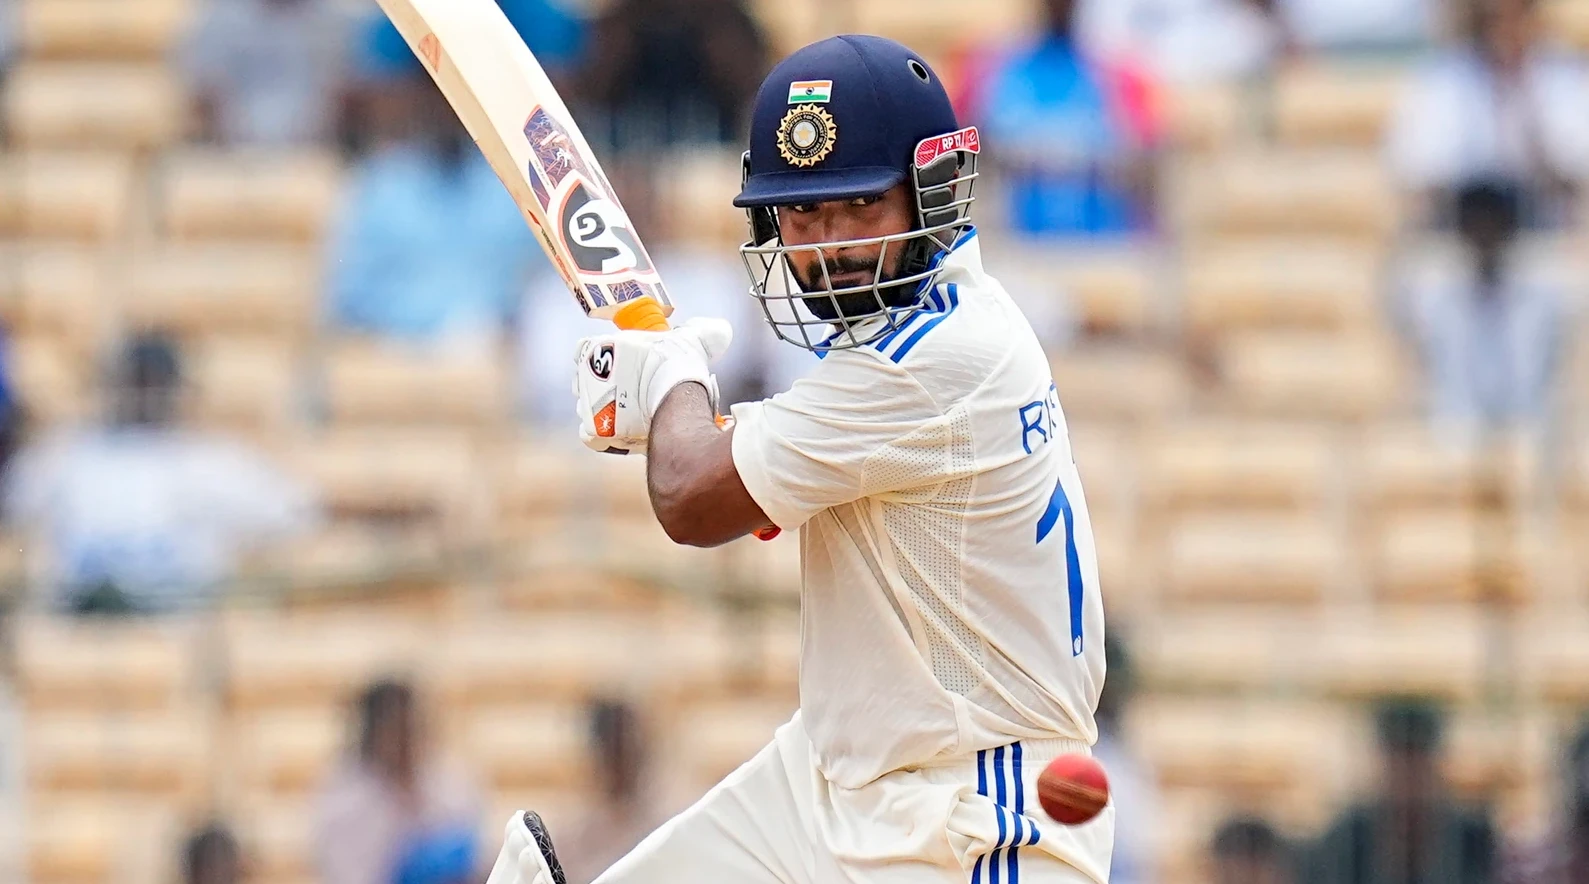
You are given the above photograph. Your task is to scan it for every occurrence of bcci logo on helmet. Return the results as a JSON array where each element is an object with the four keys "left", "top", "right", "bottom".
[{"left": 776, "top": 106, "right": 838, "bottom": 168}]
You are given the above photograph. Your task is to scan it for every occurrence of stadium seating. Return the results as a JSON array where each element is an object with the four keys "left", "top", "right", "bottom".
[
  {"left": 1170, "top": 150, "right": 1397, "bottom": 241},
  {"left": 235, "top": 798, "right": 317, "bottom": 884},
  {"left": 1215, "top": 330, "right": 1408, "bottom": 418},
  {"left": 4, "top": 63, "right": 185, "bottom": 149},
  {"left": 1141, "top": 420, "right": 1335, "bottom": 515},
  {"left": 673, "top": 697, "right": 797, "bottom": 788},
  {"left": 1161, "top": 513, "right": 1342, "bottom": 604},
  {"left": 1050, "top": 246, "right": 1162, "bottom": 336},
  {"left": 15, "top": 616, "right": 198, "bottom": 713},
  {"left": 1519, "top": 615, "right": 1589, "bottom": 702},
  {"left": 1134, "top": 609, "right": 1314, "bottom": 692},
  {"left": 15, "top": 247, "right": 109, "bottom": 352},
  {"left": 1051, "top": 346, "right": 1191, "bottom": 422},
  {"left": 1273, "top": 64, "right": 1406, "bottom": 147},
  {"left": 16, "top": 0, "right": 194, "bottom": 60},
  {"left": 1369, "top": 511, "right": 1541, "bottom": 604},
  {"left": 189, "top": 336, "right": 301, "bottom": 433},
  {"left": 124, "top": 243, "right": 318, "bottom": 338},
  {"left": 853, "top": 0, "right": 1032, "bottom": 64},
  {"left": 1129, "top": 696, "right": 1364, "bottom": 794},
  {"left": 1162, "top": 83, "right": 1244, "bottom": 153},
  {"left": 459, "top": 705, "right": 592, "bottom": 790},
  {"left": 288, "top": 428, "right": 481, "bottom": 520},
  {"left": 8, "top": 333, "right": 91, "bottom": 423},
  {"left": 1548, "top": 0, "right": 1589, "bottom": 50},
  {"left": 228, "top": 708, "right": 345, "bottom": 798},
  {"left": 159, "top": 150, "right": 343, "bottom": 242},
  {"left": 223, "top": 612, "right": 429, "bottom": 713},
  {"left": 13, "top": 152, "right": 136, "bottom": 241},
  {"left": 1182, "top": 238, "right": 1380, "bottom": 332},
  {"left": 1304, "top": 611, "right": 1488, "bottom": 701},
  {"left": 24, "top": 710, "right": 210, "bottom": 803},
  {"left": 0, "top": 159, "right": 21, "bottom": 235},
  {"left": 428, "top": 616, "right": 643, "bottom": 706},
  {"left": 324, "top": 342, "right": 512, "bottom": 428},
  {"left": 26, "top": 797, "right": 180, "bottom": 884}
]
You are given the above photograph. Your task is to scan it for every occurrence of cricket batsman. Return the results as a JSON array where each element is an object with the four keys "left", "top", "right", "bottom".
[{"left": 492, "top": 34, "right": 1111, "bottom": 884}]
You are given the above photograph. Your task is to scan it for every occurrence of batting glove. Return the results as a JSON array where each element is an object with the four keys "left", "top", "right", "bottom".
[{"left": 572, "top": 317, "right": 732, "bottom": 455}]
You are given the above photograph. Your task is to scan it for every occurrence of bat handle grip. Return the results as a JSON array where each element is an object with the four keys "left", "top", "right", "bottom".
[{"left": 613, "top": 298, "right": 671, "bottom": 332}]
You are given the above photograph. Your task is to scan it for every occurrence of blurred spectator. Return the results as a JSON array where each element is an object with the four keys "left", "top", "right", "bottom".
[
  {"left": 1387, "top": 0, "right": 1589, "bottom": 224},
  {"left": 0, "top": 331, "right": 27, "bottom": 483},
  {"left": 1306, "top": 699, "right": 1497, "bottom": 884},
  {"left": 0, "top": 0, "right": 14, "bottom": 70},
  {"left": 178, "top": 0, "right": 353, "bottom": 147},
  {"left": 1090, "top": 631, "right": 1160, "bottom": 884},
  {"left": 1078, "top": 0, "right": 1285, "bottom": 84},
  {"left": 315, "top": 679, "right": 483, "bottom": 884},
  {"left": 1402, "top": 179, "right": 1563, "bottom": 434},
  {"left": 1501, "top": 720, "right": 1589, "bottom": 883},
  {"left": 357, "top": 0, "right": 586, "bottom": 86},
  {"left": 183, "top": 823, "right": 244, "bottom": 884},
  {"left": 964, "top": 0, "right": 1161, "bottom": 238},
  {"left": 558, "top": 699, "right": 667, "bottom": 884},
  {"left": 326, "top": 73, "right": 538, "bottom": 347},
  {"left": 1276, "top": 0, "right": 1434, "bottom": 53},
  {"left": 1, "top": 333, "right": 318, "bottom": 616},
  {"left": 578, "top": 0, "right": 769, "bottom": 155},
  {"left": 1213, "top": 817, "right": 1297, "bottom": 884}
]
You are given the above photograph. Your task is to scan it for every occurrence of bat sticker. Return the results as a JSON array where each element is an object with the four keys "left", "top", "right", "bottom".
[
  {"left": 558, "top": 179, "right": 652, "bottom": 276},
  {"left": 525, "top": 107, "right": 595, "bottom": 190}
]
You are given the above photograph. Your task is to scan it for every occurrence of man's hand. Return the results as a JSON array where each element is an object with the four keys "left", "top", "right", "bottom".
[{"left": 572, "top": 318, "right": 733, "bottom": 455}]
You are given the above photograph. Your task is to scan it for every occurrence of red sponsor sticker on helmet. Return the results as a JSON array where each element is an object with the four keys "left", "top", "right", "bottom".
[{"left": 914, "top": 126, "right": 980, "bottom": 169}]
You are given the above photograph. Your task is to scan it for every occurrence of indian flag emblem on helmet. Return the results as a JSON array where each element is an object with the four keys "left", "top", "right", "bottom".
[
  {"left": 776, "top": 106, "right": 838, "bottom": 168},
  {"left": 787, "top": 80, "right": 833, "bottom": 103}
]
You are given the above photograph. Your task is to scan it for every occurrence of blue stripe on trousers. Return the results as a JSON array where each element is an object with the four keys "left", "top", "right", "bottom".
[
  {"left": 972, "top": 750, "right": 988, "bottom": 884},
  {"left": 976, "top": 744, "right": 1046, "bottom": 884},
  {"left": 1009, "top": 742, "right": 1023, "bottom": 884}
]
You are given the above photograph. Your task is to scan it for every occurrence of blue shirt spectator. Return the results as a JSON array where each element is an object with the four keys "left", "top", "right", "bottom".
[
  {"left": 356, "top": 0, "right": 586, "bottom": 81},
  {"left": 2, "top": 334, "right": 318, "bottom": 615},
  {"left": 178, "top": 0, "right": 353, "bottom": 147},
  {"left": 969, "top": 0, "right": 1160, "bottom": 238},
  {"left": 326, "top": 138, "right": 537, "bottom": 342},
  {"left": 578, "top": 0, "right": 769, "bottom": 154},
  {"left": 0, "top": 0, "right": 14, "bottom": 63},
  {"left": 1399, "top": 181, "right": 1568, "bottom": 437}
]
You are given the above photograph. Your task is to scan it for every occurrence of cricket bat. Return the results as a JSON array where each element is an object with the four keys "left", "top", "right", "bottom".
[{"left": 374, "top": 0, "right": 674, "bottom": 333}]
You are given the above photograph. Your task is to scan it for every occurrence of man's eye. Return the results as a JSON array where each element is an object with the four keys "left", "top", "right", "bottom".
[
  {"left": 787, "top": 204, "right": 816, "bottom": 214},
  {"left": 851, "top": 195, "right": 881, "bottom": 207}
]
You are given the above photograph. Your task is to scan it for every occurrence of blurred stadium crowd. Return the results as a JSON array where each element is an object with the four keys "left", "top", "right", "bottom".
[{"left": 0, "top": 0, "right": 1587, "bottom": 882}]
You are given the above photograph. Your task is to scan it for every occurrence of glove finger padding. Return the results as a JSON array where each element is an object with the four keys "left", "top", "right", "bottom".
[{"left": 682, "top": 316, "right": 734, "bottom": 362}]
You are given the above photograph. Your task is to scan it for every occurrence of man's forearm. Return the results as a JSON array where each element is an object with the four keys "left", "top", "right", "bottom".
[{"left": 646, "top": 383, "right": 770, "bottom": 547}]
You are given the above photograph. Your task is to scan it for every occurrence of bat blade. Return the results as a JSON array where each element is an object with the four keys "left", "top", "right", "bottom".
[{"left": 374, "top": 0, "right": 673, "bottom": 329}]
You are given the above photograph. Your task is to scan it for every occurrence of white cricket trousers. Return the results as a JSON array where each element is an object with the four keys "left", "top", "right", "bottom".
[{"left": 594, "top": 712, "right": 1114, "bottom": 884}]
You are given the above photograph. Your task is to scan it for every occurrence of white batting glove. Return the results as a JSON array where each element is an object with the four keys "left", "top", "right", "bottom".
[{"left": 572, "top": 317, "right": 733, "bottom": 455}]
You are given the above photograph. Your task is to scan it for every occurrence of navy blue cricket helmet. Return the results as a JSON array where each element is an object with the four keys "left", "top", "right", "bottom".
[{"left": 734, "top": 35, "right": 981, "bottom": 352}]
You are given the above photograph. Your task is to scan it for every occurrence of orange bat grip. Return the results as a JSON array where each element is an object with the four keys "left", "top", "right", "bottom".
[{"left": 612, "top": 298, "right": 671, "bottom": 332}]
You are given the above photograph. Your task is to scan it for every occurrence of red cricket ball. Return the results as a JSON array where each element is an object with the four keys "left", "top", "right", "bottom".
[{"left": 1037, "top": 753, "right": 1110, "bottom": 825}]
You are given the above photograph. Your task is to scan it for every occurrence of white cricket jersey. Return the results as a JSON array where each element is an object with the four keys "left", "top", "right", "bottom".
[{"left": 730, "top": 229, "right": 1107, "bottom": 789}]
